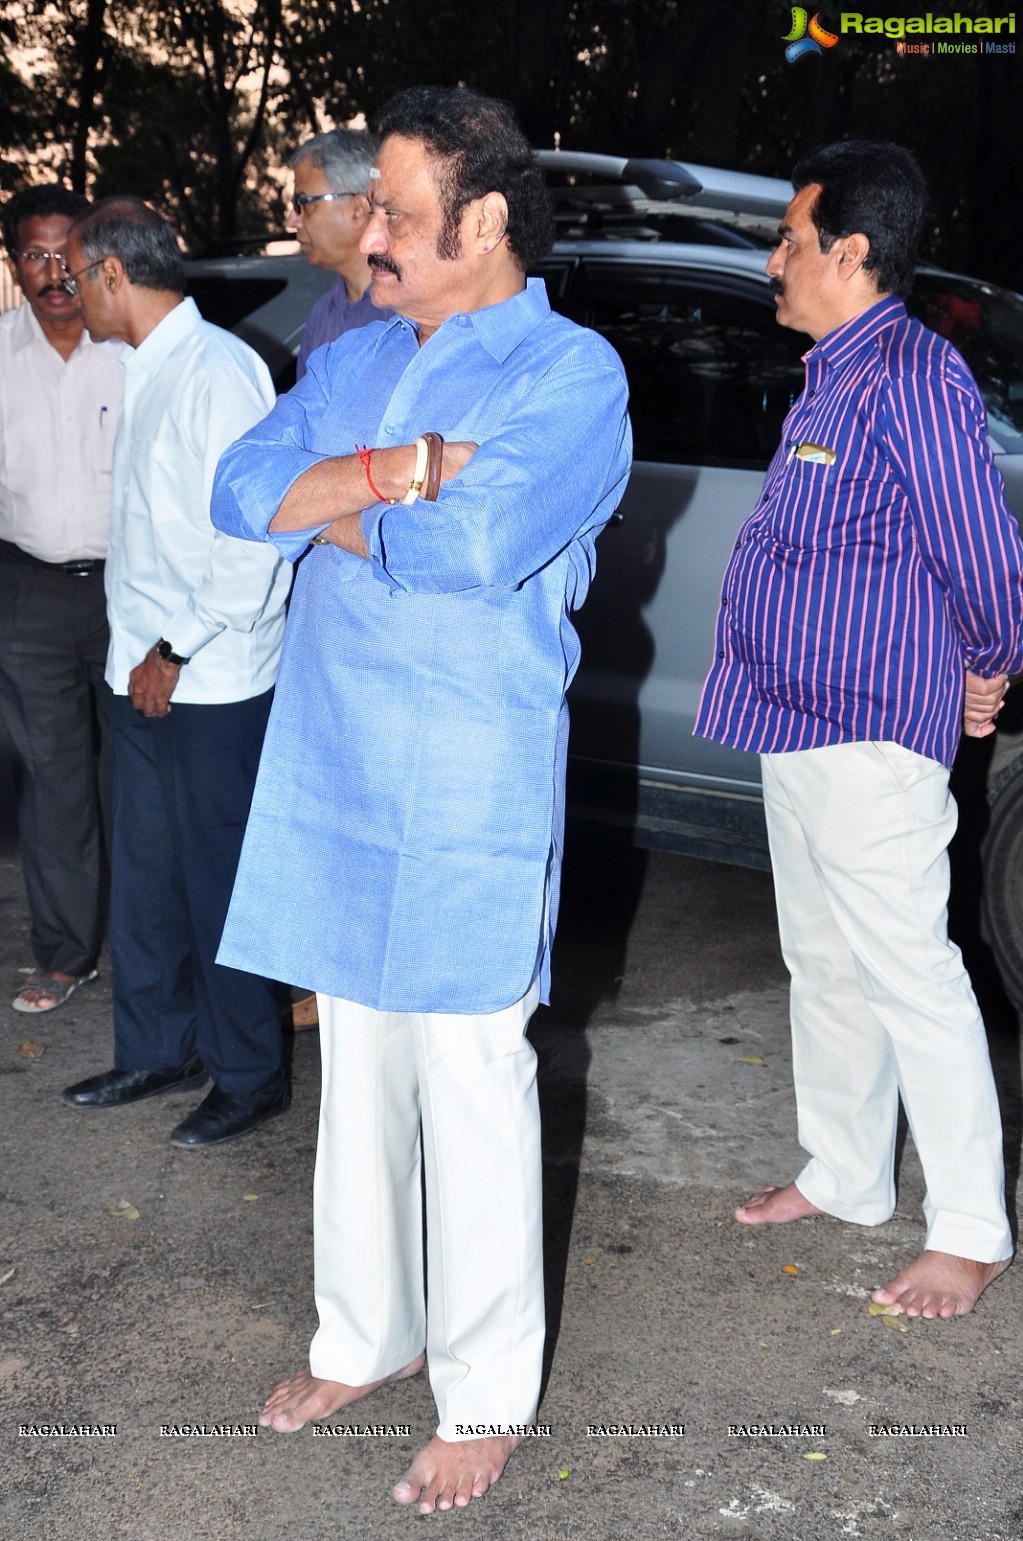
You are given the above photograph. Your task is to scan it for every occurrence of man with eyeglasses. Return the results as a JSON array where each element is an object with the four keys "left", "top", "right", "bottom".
[
  {"left": 287, "top": 127, "right": 390, "bottom": 379},
  {"left": 0, "top": 185, "right": 124, "bottom": 1014},
  {"left": 60, "top": 196, "right": 292, "bottom": 1149}
]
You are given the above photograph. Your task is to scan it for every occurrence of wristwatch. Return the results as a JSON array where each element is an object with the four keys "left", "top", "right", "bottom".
[{"left": 156, "top": 638, "right": 190, "bottom": 666}]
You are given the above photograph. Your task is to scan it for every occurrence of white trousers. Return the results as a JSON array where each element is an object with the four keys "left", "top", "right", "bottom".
[
  {"left": 309, "top": 981, "right": 544, "bottom": 1440},
  {"left": 762, "top": 741, "right": 1011, "bottom": 1262}
]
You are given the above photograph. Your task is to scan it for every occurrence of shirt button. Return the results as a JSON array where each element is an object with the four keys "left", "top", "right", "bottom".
[
  {"left": 717, "top": 650, "right": 725, "bottom": 659},
  {"left": 720, "top": 597, "right": 727, "bottom": 607}
]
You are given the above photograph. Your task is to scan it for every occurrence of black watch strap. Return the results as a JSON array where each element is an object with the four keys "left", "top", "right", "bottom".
[{"left": 156, "top": 638, "right": 190, "bottom": 666}]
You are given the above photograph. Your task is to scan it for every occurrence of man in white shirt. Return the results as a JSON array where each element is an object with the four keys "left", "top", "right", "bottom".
[
  {"left": 1, "top": 186, "right": 124, "bottom": 1014},
  {"left": 59, "top": 197, "right": 292, "bottom": 1148}
]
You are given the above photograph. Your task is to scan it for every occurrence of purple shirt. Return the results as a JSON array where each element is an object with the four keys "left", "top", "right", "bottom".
[
  {"left": 296, "top": 277, "right": 391, "bottom": 379},
  {"left": 695, "top": 297, "right": 1023, "bottom": 769}
]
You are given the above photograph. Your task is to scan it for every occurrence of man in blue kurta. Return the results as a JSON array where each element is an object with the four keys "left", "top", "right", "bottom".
[{"left": 210, "top": 87, "right": 631, "bottom": 1513}]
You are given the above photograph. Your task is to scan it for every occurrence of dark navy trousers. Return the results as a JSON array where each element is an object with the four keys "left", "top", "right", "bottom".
[
  {"left": 109, "top": 689, "right": 283, "bottom": 1097},
  {"left": 0, "top": 548, "right": 111, "bottom": 977}
]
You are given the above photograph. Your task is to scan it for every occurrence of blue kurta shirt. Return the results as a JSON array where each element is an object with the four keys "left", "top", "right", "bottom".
[{"left": 211, "top": 279, "right": 632, "bottom": 1011}]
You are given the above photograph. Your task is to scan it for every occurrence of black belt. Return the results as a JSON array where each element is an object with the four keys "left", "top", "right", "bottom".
[{"left": 0, "top": 538, "right": 104, "bottom": 576}]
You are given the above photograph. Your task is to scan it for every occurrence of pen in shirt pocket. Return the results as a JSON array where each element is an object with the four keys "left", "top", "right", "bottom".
[{"left": 99, "top": 405, "right": 108, "bottom": 429}]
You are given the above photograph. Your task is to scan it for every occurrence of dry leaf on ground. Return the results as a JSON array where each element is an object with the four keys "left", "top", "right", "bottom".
[{"left": 106, "top": 1200, "right": 140, "bottom": 1221}]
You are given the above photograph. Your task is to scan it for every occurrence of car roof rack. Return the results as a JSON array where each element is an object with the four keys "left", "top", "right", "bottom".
[
  {"left": 534, "top": 150, "right": 702, "bottom": 201},
  {"left": 534, "top": 150, "right": 790, "bottom": 247},
  {"left": 534, "top": 149, "right": 790, "bottom": 216}
]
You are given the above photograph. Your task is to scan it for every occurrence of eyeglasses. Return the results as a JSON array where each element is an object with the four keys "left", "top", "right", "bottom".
[
  {"left": 291, "top": 190, "right": 362, "bottom": 214},
  {"left": 16, "top": 249, "right": 68, "bottom": 266},
  {"left": 61, "top": 258, "right": 105, "bottom": 295}
]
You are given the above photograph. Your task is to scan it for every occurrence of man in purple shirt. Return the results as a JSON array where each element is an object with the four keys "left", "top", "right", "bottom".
[
  {"left": 286, "top": 127, "right": 390, "bottom": 377},
  {"left": 696, "top": 141, "right": 1023, "bottom": 1319}
]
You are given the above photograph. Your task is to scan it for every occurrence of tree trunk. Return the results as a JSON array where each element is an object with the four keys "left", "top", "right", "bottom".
[{"left": 69, "top": 0, "right": 108, "bottom": 192}]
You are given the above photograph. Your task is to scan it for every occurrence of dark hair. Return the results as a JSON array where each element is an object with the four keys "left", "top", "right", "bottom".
[
  {"left": 2, "top": 185, "right": 90, "bottom": 256},
  {"left": 376, "top": 86, "right": 553, "bottom": 269},
  {"left": 70, "top": 196, "right": 184, "bottom": 293},
  {"left": 791, "top": 141, "right": 926, "bottom": 297}
]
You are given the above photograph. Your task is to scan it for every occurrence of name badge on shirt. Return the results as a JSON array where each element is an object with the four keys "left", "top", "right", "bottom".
[{"left": 793, "top": 442, "right": 837, "bottom": 466}]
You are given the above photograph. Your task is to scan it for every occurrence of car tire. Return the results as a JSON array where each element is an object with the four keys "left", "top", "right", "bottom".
[{"left": 980, "top": 751, "right": 1023, "bottom": 1009}]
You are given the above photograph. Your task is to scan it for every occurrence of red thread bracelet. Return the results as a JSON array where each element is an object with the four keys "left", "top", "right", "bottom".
[{"left": 356, "top": 444, "right": 395, "bottom": 505}]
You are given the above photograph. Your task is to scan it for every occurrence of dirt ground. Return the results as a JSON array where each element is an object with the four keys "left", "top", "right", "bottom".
[{"left": 2, "top": 801, "right": 1023, "bottom": 1540}]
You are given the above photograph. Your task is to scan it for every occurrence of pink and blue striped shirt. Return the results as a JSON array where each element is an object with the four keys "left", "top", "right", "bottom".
[{"left": 695, "top": 297, "right": 1023, "bottom": 768}]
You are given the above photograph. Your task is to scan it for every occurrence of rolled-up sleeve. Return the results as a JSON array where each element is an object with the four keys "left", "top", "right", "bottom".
[
  {"left": 212, "top": 367, "right": 339, "bottom": 562},
  {"left": 362, "top": 350, "right": 631, "bottom": 595}
]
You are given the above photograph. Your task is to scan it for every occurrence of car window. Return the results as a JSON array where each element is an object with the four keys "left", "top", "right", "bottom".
[
  {"left": 555, "top": 263, "right": 806, "bottom": 468},
  {"left": 183, "top": 275, "right": 287, "bottom": 331}
]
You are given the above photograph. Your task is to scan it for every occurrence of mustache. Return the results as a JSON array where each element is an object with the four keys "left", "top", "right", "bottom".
[
  {"left": 40, "top": 282, "right": 73, "bottom": 297},
  {"left": 768, "top": 277, "right": 785, "bottom": 297},
  {"left": 369, "top": 254, "right": 401, "bottom": 279}
]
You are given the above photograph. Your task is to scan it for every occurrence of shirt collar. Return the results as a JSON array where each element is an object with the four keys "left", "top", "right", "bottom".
[
  {"left": 810, "top": 295, "right": 907, "bottom": 369},
  {"left": 381, "top": 276, "right": 552, "bottom": 364},
  {"left": 122, "top": 295, "right": 200, "bottom": 378}
]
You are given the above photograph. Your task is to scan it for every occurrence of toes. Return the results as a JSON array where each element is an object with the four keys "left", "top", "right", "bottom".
[{"left": 739, "top": 1187, "right": 777, "bottom": 1210}]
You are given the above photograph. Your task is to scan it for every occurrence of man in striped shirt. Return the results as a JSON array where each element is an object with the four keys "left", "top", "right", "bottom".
[{"left": 696, "top": 141, "right": 1023, "bottom": 1318}]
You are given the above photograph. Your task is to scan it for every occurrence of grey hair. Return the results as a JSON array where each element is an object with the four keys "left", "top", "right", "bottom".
[
  {"left": 289, "top": 127, "right": 379, "bottom": 195},
  {"left": 70, "top": 196, "right": 183, "bottom": 292}
]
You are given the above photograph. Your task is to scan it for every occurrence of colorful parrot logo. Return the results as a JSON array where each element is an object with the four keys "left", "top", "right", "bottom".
[{"left": 783, "top": 8, "right": 840, "bottom": 61}]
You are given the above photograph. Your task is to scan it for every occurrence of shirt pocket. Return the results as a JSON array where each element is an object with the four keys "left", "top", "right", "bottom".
[{"left": 764, "top": 457, "right": 835, "bottom": 548}]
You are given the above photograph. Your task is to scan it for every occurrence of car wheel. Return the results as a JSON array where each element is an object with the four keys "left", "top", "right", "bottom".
[{"left": 981, "top": 753, "right": 1023, "bottom": 1009}]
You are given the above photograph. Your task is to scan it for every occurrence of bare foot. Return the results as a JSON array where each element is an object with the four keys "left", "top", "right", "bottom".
[
  {"left": 260, "top": 1352, "right": 425, "bottom": 1432},
  {"left": 871, "top": 1251, "right": 1011, "bottom": 1319},
  {"left": 393, "top": 1432, "right": 522, "bottom": 1513},
  {"left": 734, "top": 1182, "right": 823, "bottom": 1225}
]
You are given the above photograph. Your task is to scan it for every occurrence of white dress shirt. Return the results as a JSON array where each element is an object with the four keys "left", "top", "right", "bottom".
[
  {"left": 0, "top": 302, "right": 124, "bottom": 562},
  {"left": 105, "top": 297, "right": 289, "bottom": 704}
]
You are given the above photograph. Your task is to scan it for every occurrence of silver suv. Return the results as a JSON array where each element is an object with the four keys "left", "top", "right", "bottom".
[{"left": 184, "top": 154, "right": 1023, "bottom": 1003}]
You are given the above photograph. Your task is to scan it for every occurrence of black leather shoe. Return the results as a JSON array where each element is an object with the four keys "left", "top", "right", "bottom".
[
  {"left": 62, "top": 1056, "right": 207, "bottom": 1108},
  {"left": 169, "top": 1081, "right": 291, "bottom": 1148}
]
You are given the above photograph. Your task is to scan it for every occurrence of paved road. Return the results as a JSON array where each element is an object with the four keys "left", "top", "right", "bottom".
[{"left": 2, "top": 798, "right": 1022, "bottom": 1538}]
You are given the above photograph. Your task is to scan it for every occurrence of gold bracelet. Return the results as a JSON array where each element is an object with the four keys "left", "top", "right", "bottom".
[{"left": 401, "top": 436, "right": 430, "bottom": 506}]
